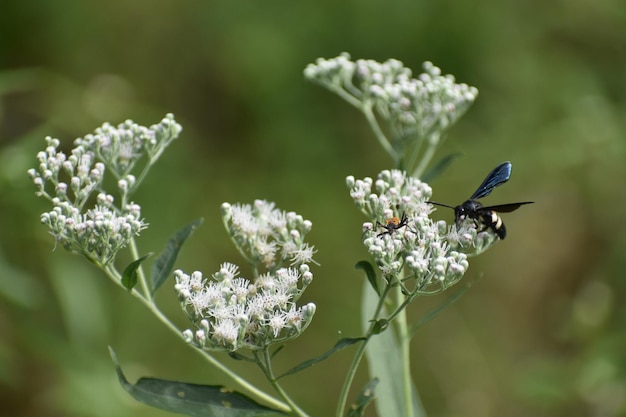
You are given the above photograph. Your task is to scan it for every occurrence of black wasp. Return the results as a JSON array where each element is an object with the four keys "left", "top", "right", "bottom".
[{"left": 428, "top": 161, "right": 533, "bottom": 239}]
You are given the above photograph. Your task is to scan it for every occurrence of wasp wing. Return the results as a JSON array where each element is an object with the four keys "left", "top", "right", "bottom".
[
  {"left": 469, "top": 161, "right": 512, "bottom": 200},
  {"left": 480, "top": 201, "right": 533, "bottom": 213}
]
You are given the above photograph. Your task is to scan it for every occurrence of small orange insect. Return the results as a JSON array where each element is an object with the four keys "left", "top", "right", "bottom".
[{"left": 376, "top": 212, "right": 408, "bottom": 237}]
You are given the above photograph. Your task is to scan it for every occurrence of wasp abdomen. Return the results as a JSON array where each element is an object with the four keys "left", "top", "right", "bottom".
[{"left": 481, "top": 210, "right": 506, "bottom": 239}]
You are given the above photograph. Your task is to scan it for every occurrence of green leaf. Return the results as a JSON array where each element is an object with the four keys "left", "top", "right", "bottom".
[
  {"left": 355, "top": 260, "right": 379, "bottom": 295},
  {"left": 370, "top": 319, "right": 388, "bottom": 335},
  {"left": 121, "top": 253, "right": 152, "bottom": 290},
  {"left": 109, "top": 347, "right": 286, "bottom": 417},
  {"left": 277, "top": 337, "right": 366, "bottom": 380},
  {"left": 347, "top": 378, "right": 379, "bottom": 417},
  {"left": 270, "top": 345, "right": 285, "bottom": 359},
  {"left": 150, "top": 218, "right": 203, "bottom": 295},
  {"left": 409, "top": 282, "right": 470, "bottom": 338},
  {"left": 362, "top": 285, "right": 426, "bottom": 417},
  {"left": 228, "top": 352, "right": 255, "bottom": 362},
  {"left": 421, "top": 152, "right": 462, "bottom": 183}
]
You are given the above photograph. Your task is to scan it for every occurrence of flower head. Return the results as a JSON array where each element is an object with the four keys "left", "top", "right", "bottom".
[
  {"left": 178, "top": 201, "right": 317, "bottom": 351},
  {"left": 306, "top": 54, "right": 479, "bottom": 177},
  {"left": 221, "top": 200, "right": 317, "bottom": 270},
  {"left": 348, "top": 169, "right": 496, "bottom": 294},
  {"left": 175, "top": 266, "right": 316, "bottom": 351},
  {"left": 28, "top": 115, "right": 180, "bottom": 266},
  {"left": 305, "top": 54, "right": 478, "bottom": 137}
]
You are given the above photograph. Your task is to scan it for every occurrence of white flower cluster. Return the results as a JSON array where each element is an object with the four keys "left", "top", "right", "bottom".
[
  {"left": 28, "top": 135, "right": 146, "bottom": 265},
  {"left": 176, "top": 263, "right": 316, "bottom": 351},
  {"left": 74, "top": 113, "right": 182, "bottom": 179},
  {"left": 348, "top": 169, "right": 433, "bottom": 216},
  {"left": 40, "top": 200, "right": 145, "bottom": 266},
  {"left": 29, "top": 137, "right": 105, "bottom": 207},
  {"left": 347, "top": 170, "right": 478, "bottom": 294},
  {"left": 177, "top": 200, "right": 317, "bottom": 351},
  {"left": 304, "top": 53, "right": 478, "bottom": 140},
  {"left": 221, "top": 200, "right": 317, "bottom": 270},
  {"left": 27, "top": 115, "right": 179, "bottom": 266}
]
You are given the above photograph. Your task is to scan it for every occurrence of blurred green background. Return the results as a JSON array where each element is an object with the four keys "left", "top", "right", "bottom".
[{"left": 1, "top": 1, "right": 625, "bottom": 416}]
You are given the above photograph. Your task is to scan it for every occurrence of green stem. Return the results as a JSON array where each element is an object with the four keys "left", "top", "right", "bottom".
[
  {"left": 412, "top": 132, "right": 439, "bottom": 179},
  {"left": 394, "top": 286, "right": 414, "bottom": 417},
  {"left": 385, "top": 289, "right": 420, "bottom": 323},
  {"left": 128, "top": 159, "right": 154, "bottom": 195},
  {"left": 330, "top": 85, "right": 363, "bottom": 109},
  {"left": 128, "top": 237, "right": 152, "bottom": 302},
  {"left": 404, "top": 133, "right": 425, "bottom": 177},
  {"left": 362, "top": 104, "right": 397, "bottom": 162},
  {"left": 335, "top": 283, "right": 393, "bottom": 417},
  {"left": 262, "top": 349, "right": 310, "bottom": 417},
  {"left": 335, "top": 335, "right": 371, "bottom": 417}
]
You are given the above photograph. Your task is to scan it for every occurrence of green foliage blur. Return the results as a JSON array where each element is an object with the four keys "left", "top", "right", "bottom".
[{"left": 1, "top": 1, "right": 625, "bottom": 417}]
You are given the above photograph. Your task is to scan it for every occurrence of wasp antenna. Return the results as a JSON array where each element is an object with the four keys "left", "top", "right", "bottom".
[{"left": 428, "top": 201, "right": 456, "bottom": 209}]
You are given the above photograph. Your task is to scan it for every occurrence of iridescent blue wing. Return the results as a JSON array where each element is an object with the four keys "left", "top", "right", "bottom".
[
  {"left": 469, "top": 161, "right": 512, "bottom": 200},
  {"left": 480, "top": 201, "right": 534, "bottom": 212}
]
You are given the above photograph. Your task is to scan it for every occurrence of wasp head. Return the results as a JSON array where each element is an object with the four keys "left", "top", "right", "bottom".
[{"left": 455, "top": 200, "right": 483, "bottom": 223}]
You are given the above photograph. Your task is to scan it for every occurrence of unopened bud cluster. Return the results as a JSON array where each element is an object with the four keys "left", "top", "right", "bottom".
[
  {"left": 304, "top": 53, "right": 478, "bottom": 141},
  {"left": 27, "top": 114, "right": 181, "bottom": 265},
  {"left": 73, "top": 113, "right": 182, "bottom": 179},
  {"left": 39, "top": 200, "right": 145, "bottom": 266},
  {"left": 347, "top": 170, "right": 494, "bottom": 294},
  {"left": 176, "top": 263, "right": 316, "bottom": 351}
]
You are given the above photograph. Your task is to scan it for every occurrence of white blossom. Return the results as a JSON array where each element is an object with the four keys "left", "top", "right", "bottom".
[
  {"left": 29, "top": 115, "right": 181, "bottom": 266},
  {"left": 177, "top": 263, "right": 315, "bottom": 352}
]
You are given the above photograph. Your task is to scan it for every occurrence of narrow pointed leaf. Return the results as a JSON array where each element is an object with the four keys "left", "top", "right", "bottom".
[
  {"left": 347, "top": 378, "right": 379, "bottom": 417},
  {"left": 228, "top": 352, "right": 255, "bottom": 362},
  {"left": 150, "top": 218, "right": 203, "bottom": 295},
  {"left": 109, "top": 347, "right": 286, "bottom": 417},
  {"left": 362, "top": 285, "right": 426, "bottom": 417},
  {"left": 121, "top": 253, "right": 152, "bottom": 290},
  {"left": 355, "top": 260, "right": 379, "bottom": 295},
  {"left": 277, "top": 337, "right": 365, "bottom": 380},
  {"left": 270, "top": 345, "right": 285, "bottom": 359},
  {"left": 421, "top": 152, "right": 462, "bottom": 183},
  {"left": 409, "top": 283, "right": 469, "bottom": 338}
]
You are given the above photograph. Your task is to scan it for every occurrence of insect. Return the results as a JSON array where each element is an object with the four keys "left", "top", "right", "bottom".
[
  {"left": 376, "top": 212, "right": 409, "bottom": 237},
  {"left": 428, "top": 161, "right": 533, "bottom": 239}
]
